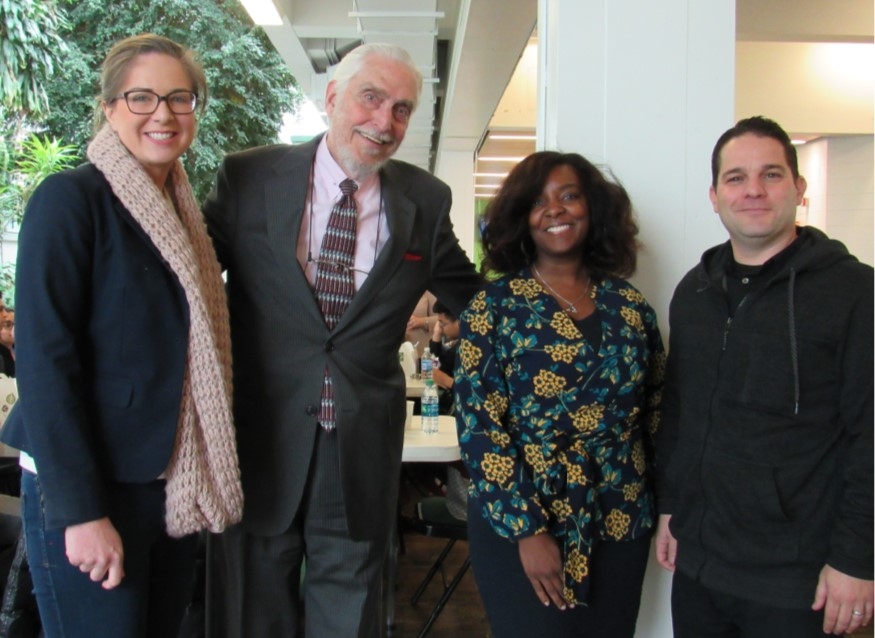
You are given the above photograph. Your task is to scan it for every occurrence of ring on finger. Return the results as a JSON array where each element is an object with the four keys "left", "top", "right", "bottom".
[{"left": 852, "top": 610, "right": 863, "bottom": 617}]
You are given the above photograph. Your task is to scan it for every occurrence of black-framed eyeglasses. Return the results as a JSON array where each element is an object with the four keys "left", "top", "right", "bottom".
[
  {"left": 112, "top": 90, "right": 198, "bottom": 115},
  {"left": 307, "top": 257, "right": 371, "bottom": 277}
]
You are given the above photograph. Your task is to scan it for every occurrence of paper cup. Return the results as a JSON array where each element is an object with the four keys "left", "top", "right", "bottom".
[{"left": 405, "top": 400, "right": 415, "bottom": 429}]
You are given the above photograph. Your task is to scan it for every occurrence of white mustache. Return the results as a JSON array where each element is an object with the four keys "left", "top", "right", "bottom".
[{"left": 356, "top": 128, "right": 395, "bottom": 145}]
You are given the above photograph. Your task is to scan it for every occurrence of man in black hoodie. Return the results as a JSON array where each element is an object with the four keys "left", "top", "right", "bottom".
[{"left": 655, "top": 116, "right": 873, "bottom": 637}]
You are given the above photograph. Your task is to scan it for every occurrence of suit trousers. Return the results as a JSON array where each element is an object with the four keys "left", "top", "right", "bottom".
[{"left": 206, "top": 426, "right": 388, "bottom": 638}]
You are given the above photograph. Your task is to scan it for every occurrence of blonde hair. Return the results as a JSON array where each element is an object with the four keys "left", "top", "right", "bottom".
[{"left": 94, "top": 33, "right": 207, "bottom": 130}]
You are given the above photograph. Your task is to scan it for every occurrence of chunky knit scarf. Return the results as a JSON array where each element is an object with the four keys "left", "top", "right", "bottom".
[{"left": 87, "top": 124, "right": 243, "bottom": 537}]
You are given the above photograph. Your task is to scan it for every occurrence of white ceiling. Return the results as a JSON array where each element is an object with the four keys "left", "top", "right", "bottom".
[
  {"left": 258, "top": 0, "right": 872, "bottom": 181},
  {"left": 262, "top": 0, "right": 535, "bottom": 171}
]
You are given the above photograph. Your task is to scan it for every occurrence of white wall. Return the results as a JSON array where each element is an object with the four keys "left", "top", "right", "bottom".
[
  {"left": 798, "top": 135, "right": 874, "bottom": 266},
  {"left": 736, "top": 42, "right": 874, "bottom": 136},
  {"left": 538, "top": 0, "right": 732, "bottom": 337},
  {"left": 490, "top": 41, "right": 538, "bottom": 129},
  {"left": 824, "top": 136, "right": 874, "bottom": 266},
  {"left": 436, "top": 143, "right": 478, "bottom": 259}
]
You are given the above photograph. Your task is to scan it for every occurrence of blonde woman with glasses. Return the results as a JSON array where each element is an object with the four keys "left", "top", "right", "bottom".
[{"left": 1, "top": 34, "right": 242, "bottom": 637}]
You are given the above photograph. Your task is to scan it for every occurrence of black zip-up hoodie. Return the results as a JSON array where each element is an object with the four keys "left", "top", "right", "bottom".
[{"left": 656, "top": 226, "right": 873, "bottom": 609}]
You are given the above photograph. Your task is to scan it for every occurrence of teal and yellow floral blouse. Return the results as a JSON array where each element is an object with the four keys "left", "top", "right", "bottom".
[{"left": 454, "top": 269, "right": 665, "bottom": 604}]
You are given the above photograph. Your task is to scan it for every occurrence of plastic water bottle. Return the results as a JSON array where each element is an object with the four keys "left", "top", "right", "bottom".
[
  {"left": 420, "top": 346, "right": 434, "bottom": 383},
  {"left": 421, "top": 380, "right": 440, "bottom": 435}
]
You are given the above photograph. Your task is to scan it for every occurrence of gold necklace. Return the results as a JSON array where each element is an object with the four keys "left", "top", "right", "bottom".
[{"left": 532, "top": 264, "right": 591, "bottom": 315}]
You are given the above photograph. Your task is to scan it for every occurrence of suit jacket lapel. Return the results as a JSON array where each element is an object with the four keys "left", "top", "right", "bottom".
[{"left": 265, "top": 136, "right": 324, "bottom": 325}]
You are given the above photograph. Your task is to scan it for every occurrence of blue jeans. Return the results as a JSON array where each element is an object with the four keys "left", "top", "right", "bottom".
[{"left": 21, "top": 471, "right": 199, "bottom": 638}]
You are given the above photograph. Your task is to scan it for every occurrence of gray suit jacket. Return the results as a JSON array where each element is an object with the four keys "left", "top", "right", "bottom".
[{"left": 204, "top": 135, "right": 480, "bottom": 540}]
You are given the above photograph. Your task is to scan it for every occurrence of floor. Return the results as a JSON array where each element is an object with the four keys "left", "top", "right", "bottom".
[
  {"left": 389, "top": 530, "right": 489, "bottom": 638},
  {"left": 390, "top": 464, "right": 490, "bottom": 637},
  {"left": 388, "top": 530, "right": 873, "bottom": 638},
  {"left": 390, "top": 469, "right": 873, "bottom": 638}
]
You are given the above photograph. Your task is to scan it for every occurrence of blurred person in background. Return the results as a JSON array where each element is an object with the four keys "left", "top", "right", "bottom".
[
  {"left": 406, "top": 291, "right": 438, "bottom": 355},
  {"left": 0, "top": 304, "right": 14, "bottom": 377},
  {"left": 428, "top": 300, "right": 459, "bottom": 414}
]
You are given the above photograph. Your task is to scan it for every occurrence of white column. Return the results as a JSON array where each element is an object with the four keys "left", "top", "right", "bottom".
[
  {"left": 539, "top": 0, "right": 734, "bottom": 325},
  {"left": 538, "top": 2, "right": 736, "bottom": 637},
  {"left": 434, "top": 138, "right": 479, "bottom": 260}
]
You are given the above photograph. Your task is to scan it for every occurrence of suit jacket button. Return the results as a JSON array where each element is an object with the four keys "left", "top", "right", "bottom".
[
  {"left": 325, "top": 341, "right": 334, "bottom": 353},
  {"left": 306, "top": 405, "right": 318, "bottom": 416}
]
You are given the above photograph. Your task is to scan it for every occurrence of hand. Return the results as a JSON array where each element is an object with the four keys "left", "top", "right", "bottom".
[
  {"left": 432, "top": 368, "right": 453, "bottom": 390},
  {"left": 812, "top": 564, "right": 873, "bottom": 635},
  {"left": 65, "top": 517, "right": 125, "bottom": 590},
  {"left": 431, "top": 319, "right": 443, "bottom": 342},
  {"left": 406, "top": 315, "right": 428, "bottom": 332},
  {"left": 655, "top": 514, "right": 677, "bottom": 571},
  {"left": 518, "top": 533, "right": 572, "bottom": 610}
]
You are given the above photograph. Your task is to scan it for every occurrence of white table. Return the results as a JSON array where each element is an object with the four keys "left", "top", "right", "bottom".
[
  {"left": 401, "top": 416, "right": 459, "bottom": 462},
  {"left": 386, "top": 415, "right": 460, "bottom": 635}
]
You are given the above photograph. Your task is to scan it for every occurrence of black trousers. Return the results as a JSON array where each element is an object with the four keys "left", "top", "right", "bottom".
[
  {"left": 671, "top": 569, "right": 826, "bottom": 638},
  {"left": 467, "top": 499, "right": 652, "bottom": 638},
  {"left": 206, "top": 428, "right": 387, "bottom": 638}
]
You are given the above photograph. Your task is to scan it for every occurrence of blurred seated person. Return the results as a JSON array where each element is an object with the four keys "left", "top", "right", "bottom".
[
  {"left": 403, "top": 300, "right": 462, "bottom": 498},
  {"left": 405, "top": 291, "right": 437, "bottom": 355},
  {"left": 0, "top": 305, "right": 13, "bottom": 377},
  {"left": 428, "top": 301, "right": 459, "bottom": 415}
]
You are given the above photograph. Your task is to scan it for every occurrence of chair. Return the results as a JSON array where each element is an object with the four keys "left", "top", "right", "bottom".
[{"left": 407, "top": 468, "right": 470, "bottom": 637}]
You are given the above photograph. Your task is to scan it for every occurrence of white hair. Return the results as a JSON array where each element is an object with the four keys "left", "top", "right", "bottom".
[{"left": 331, "top": 42, "right": 423, "bottom": 111}]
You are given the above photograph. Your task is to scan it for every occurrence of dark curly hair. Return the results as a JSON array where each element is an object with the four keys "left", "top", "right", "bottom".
[{"left": 480, "top": 151, "right": 639, "bottom": 278}]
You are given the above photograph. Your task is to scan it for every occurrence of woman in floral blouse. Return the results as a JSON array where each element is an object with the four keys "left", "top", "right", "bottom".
[{"left": 455, "top": 151, "right": 665, "bottom": 637}]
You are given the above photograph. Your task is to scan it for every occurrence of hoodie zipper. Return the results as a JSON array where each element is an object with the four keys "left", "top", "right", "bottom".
[{"left": 722, "top": 294, "right": 750, "bottom": 351}]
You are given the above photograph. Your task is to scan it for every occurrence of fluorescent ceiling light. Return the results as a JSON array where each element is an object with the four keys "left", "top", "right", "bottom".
[
  {"left": 240, "top": 0, "right": 282, "bottom": 25},
  {"left": 474, "top": 172, "right": 508, "bottom": 178},
  {"left": 488, "top": 134, "right": 536, "bottom": 141},
  {"left": 791, "top": 139, "right": 807, "bottom": 145},
  {"left": 478, "top": 156, "right": 526, "bottom": 162},
  {"left": 348, "top": 11, "right": 445, "bottom": 18}
]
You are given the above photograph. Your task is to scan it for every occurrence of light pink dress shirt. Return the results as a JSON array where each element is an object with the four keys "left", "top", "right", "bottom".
[{"left": 296, "top": 136, "right": 390, "bottom": 291}]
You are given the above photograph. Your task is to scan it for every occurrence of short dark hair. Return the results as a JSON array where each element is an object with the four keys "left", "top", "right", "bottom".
[
  {"left": 711, "top": 116, "right": 799, "bottom": 187},
  {"left": 432, "top": 300, "right": 456, "bottom": 320},
  {"left": 480, "top": 151, "right": 639, "bottom": 278}
]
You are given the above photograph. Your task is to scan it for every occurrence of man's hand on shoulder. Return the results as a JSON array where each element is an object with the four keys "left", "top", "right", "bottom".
[{"left": 812, "top": 564, "right": 873, "bottom": 635}]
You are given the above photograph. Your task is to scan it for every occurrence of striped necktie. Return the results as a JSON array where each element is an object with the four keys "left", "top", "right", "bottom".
[{"left": 314, "top": 178, "right": 357, "bottom": 430}]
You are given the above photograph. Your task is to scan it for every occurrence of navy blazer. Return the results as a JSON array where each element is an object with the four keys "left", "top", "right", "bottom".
[
  {"left": 204, "top": 135, "right": 481, "bottom": 541},
  {"left": 1, "top": 164, "right": 190, "bottom": 529}
]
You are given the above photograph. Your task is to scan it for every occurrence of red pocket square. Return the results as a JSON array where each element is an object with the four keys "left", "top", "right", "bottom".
[{"left": 403, "top": 252, "right": 423, "bottom": 261}]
